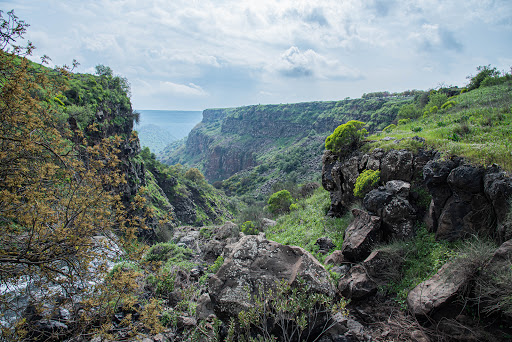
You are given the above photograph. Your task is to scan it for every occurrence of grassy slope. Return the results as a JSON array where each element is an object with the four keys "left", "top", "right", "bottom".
[
  {"left": 265, "top": 188, "right": 352, "bottom": 261},
  {"left": 367, "top": 82, "right": 512, "bottom": 171}
]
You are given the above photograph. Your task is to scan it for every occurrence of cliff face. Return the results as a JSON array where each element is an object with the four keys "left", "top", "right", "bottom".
[{"left": 163, "top": 98, "right": 409, "bottom": 185}]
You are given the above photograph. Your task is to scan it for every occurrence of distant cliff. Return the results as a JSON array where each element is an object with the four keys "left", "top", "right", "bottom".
[{"left": 160, "top": 98, "right": 412, "bottom": 196}]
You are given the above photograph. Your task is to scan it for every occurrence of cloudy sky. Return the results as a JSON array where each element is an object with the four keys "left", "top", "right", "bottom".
[{"left": 2, "top": 0, "right": 512, "bottom": 110}]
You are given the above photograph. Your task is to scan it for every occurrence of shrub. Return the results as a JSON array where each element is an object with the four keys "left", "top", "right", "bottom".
[
  {"left": 411, "top": 126, "right": 422, "bottom": 132},
  {"left": 466, "top": 65, "right": 501, "bottom": 90},
  {"left": 353, "top": 170, "right": 380, "bottom": 198},
  {"left": 241, "top": 220, "right": 258, "bottom": 235},
  {"left": 144, "top": 242, "right": 193, "bottom": 263},
  {"left": 441, "top": 100, "right": 456, "bottom": 110},
  {"left": 383, "top": 124, "right": 396, "bottom": 132},
  {"left": 267, "top": 190, "right": 293, "bottom": 215},
  {"left": 325, "top": 120, "right": 367, "bottom": 153},
  {"left": 398, "top": 103, "right": 420, "bottom": 119},
  {"left": 184, "top": 167, "right": 205, "bottom": 183},
  {"left": 230, "top": 278, "right": 348, "bottom": 342},
  {"left": 398, "top": 118, "right": 411, "bottom": 125},
  {"left": 209, "top": 256, "right": 225, "bottom": 273}
]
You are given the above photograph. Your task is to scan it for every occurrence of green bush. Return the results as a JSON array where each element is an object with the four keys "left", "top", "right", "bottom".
[
  {"left": 398, "top": 103, "right": 420, "bottom": 119},
  {"left": 383, "top": 124, "right": 396, "bottom": 132},
  {"left": 325, "top": 120, "right": 367, "bottom": 153},
  {"left": 398, "top": 118, "right": 411, "bottom": 125},
  {"left": 353, "top": 170, "right": 380, "bottom": 198},
  {"left": 144, "top": 242, "right": 193, "bottom": 263},
  {"left": 230, "top": 278, "right": 348, "bottom": 342},
  {"left": 184, "top": 167, "right": 205, "bottom": 183},
  {"left": 441, "top": 100, "right": 456, "bottom": 110},
  {"left": 267, "top": 190, "right": 293, "bottom": 215},
  {"left": 241, "top": 220, "right": 258, "bottom": 235}
]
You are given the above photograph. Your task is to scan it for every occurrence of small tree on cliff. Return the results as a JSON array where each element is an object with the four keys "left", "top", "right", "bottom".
[{"left": 325, "top": 120, "right": 367, "bottom": 154}]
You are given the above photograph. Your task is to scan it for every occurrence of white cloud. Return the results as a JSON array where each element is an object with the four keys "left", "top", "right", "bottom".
[
  {"left": 161, "top": 82, "right": 208, "bottom": 97},
  {"left": 273, "top": 46, "right": 361, "bottom": 80},
  {"left": 4, "top": 0, "right": 512, "bottom": 109}
]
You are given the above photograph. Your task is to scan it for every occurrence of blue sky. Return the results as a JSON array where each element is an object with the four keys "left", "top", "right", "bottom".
[{"left": 2, "top": 0, "right": 512, "bottom": 110}]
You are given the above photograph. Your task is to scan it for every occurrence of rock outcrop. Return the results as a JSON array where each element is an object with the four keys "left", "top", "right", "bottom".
[
  {"left": 323, "top": 144, "right": 512, "bottom": 243},
  {"left": 208, "top": 234, "right": 335, "bottom": 323}
]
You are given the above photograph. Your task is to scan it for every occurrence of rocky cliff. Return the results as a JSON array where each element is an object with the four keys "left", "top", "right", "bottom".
[
  {"left": 322, "top": 136, "right": 512, "bottom": 340},
  {"left": 161, "top": 98, "right": 411, "bottom": 194}
]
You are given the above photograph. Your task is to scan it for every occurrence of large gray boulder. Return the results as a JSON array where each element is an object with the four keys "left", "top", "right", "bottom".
[
  {"left": 363, "top": 181, "right": 416, "bottom": 239},
  {"left": 380, "top": 149, "right": 414, "bottom": 182},
  {"left": 407, "top": 261, "right": 474, "bottom": 317},
  {"left": 341, "top": 209, "right": 382, "bottom": 262},
  {"left": 208, "top": 235, "right": 335, "bottom": 323},
  {"left": 484, "top": 166, "right": 512, "bottom": 241}
]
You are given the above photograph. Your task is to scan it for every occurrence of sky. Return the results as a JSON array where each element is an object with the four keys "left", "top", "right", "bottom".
[{"left": 2, "top": 0, "right": 512, "bottom": 111}]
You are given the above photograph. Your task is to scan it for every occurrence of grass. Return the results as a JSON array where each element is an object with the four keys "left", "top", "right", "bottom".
[
  {"left": 367, "top": 82, "right": 512, "bottom": 171},
  {"left": 265, "top": 188, "right": 352, "bottom": 260},
  {"left": 383, "top": 226, "right": 458, "bottom": 308}
]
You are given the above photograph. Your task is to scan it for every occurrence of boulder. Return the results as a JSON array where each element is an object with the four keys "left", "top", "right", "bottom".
[
  {"left": 423, "top": 159, "right": 457, "bottom": 226},
  {"left": 407, "top": 261, "right": 474, "bottom": 317},
  {"left": 208, "top": 235, "right": 335, "bottom": 323},
  {"left": 215, "top": 221, "right": 238, "bottom": 240},
  {"left": 484, "top": 167, "right": 512, "bottom": 241},
  {"left": 380, "top": 149, "right": 414, "bottom": 182},
  {"left": 324, "top": 250, "right": 345, "bottom": 266},
  {"left": 341, "top": 209, "right": 382, "bottom": 262},
  {"left": 362, "top": 248, "right": 404, "bottom": 285},
  {"left": 363, "top": 182, "right": 416, "bottom": 239},
  {"left": 316, "top": 237, "right": 336, "bottom": 254},
  {"left": 196, "top": 293, "right": 215, "bottom": 321},
  {"left": 261, "top": 218, "right": 277, "bottom": 229},
  {"left": 337, "top": 265, "right": 377, "bottom": 299}
]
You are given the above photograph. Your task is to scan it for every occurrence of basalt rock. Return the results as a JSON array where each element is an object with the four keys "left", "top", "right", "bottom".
[
  {"left": 208, "top": 234, "right": 335, "bottom": 323},
  {"left": 341, "top": 209, "right": 382, "bottom": 262},
  {"left": 407, "top": 261, "right": 474, "bottom": 317}
]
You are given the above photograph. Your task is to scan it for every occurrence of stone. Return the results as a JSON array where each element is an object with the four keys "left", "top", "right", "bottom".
[
  {"left": 341, "top": 209, "right": 382, "bottom": 262},
  {"left": 381, "top": 196, "right": 416, "bottom": 239},
  {"left": 177, "top": 316, "right": 197, "bottom": 329},
  {"left": 261, "top": 218, "right": 277, "bottom": 229},
  {"left": 316, "top": 237, "right": 336, "bottom": 254},
  {"left": 490, "top": 239, "right": 512, "bottom": 263},
  {"left": 338, "top": 265, "right": 377, "bottom": 299},
  {"left": 215, "top": 221, "right": 238, "bottom": 240},
  {"left": 196, "top": 293, "right": 215, "bottom": 321},
  {"left": 363, "top": 249, "right": 404, "bottom": 285},
  {"left": 484, "top": 168, "right": 512, "bottom": 241},
  {"left": 208, "top": 235, "right": 335, "bottom": 323},
  {"left": 385, "top": 180, "right": 411, "bottom": 198},
  {"left": 324, "top": 250, "right": 345, "bottom": 266},
  {"left": 380, "top": 149, "right": 414, "bottom": 182},
  {"left": 407, "top": 261, "right": 474, "bottom": 317}
]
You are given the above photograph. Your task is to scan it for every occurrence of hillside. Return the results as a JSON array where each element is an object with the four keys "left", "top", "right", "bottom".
[{"left": 160, "top": 96, "right": 413, "bottom": 198}]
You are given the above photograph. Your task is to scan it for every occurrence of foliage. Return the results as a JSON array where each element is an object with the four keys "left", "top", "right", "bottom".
[
  {"left": 467, "top": 65, "right": 501, "bottom": 91},
  {"left": 385, "top": 226, "right": 457, "bottom": 307},
  {"left": 398, "top": 103, "right": 421, "bottom": 120},
  {"left": 383, "top": 124, "right": 396, "bottom": 132},
  {"left": 184, "top": 167, "right": 206, "bottom": 183},
  {"left": 265, "top": 188, "right": 350, "bottom": 258},
  {"left": 325, "top": 120, "right": 367, "bottom": 153},
  {"left": 267, "top": 190, "right": 293, "bottom": 215},
  {"left": 367, "top": 77, "right": 512, "bottom": 171},
  {"left": 144, "top": 242, "right": 193, "bottom": 263},
  {"left": 241, "top": 221, "right": 259, "bottom": 235},
  {"left": 209, "top": 255, "right": 225, "bottom": 273},
  {"left": 353, "top": 170, "right": 380, "bottom": 198},
  {"left": 228, "top": 278, "right": 348, "bottom": 342}
]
